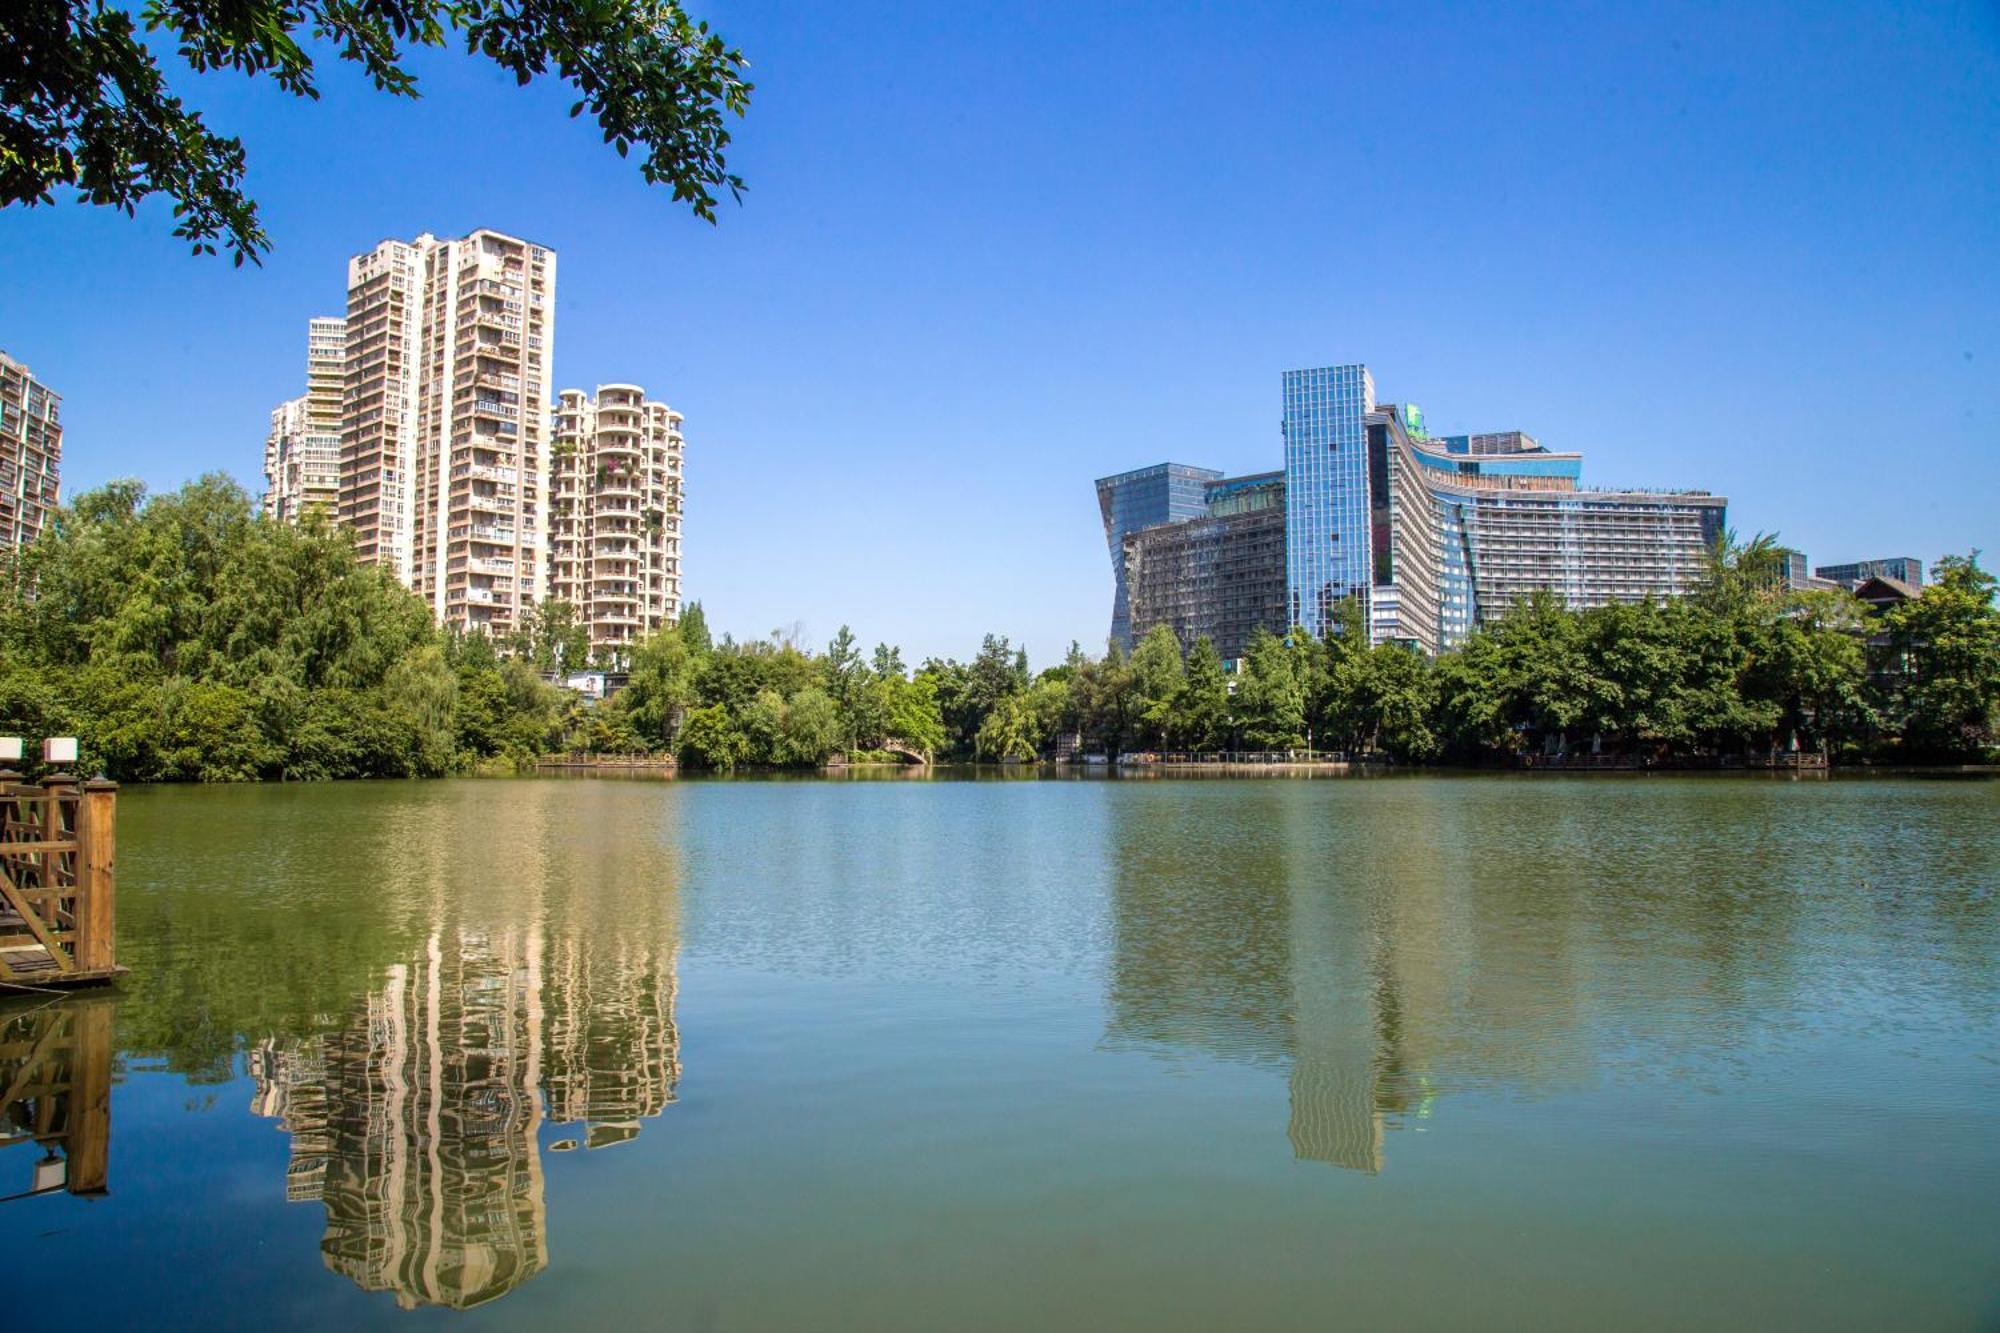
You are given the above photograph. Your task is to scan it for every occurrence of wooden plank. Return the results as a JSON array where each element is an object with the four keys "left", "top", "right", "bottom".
[{"left": 0, "top": 840, "right": 84, "bottom": 855}]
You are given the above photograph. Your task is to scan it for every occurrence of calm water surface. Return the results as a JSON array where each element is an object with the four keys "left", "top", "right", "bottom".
[{"left": 3, "top": 774, "right": 1997, "bottom": 1329}]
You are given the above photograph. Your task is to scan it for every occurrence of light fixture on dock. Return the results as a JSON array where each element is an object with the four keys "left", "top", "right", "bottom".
[
  {"left": 42, "top": 737, "right": 77, "bottom": 766},
  {"left": 34, "top": 1153, "right": 68, "bottom": 1194},
  {"left": 0, "top": 737, "right": 21, "bottom": 762}
]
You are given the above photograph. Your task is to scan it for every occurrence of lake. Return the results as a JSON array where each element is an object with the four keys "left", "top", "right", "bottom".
[{"left": 2, "top": 773, "right": 1997, "bottom": 1329}]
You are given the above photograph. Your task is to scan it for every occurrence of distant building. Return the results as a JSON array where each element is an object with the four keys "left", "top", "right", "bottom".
[
  {"left": 262, "top": 318, "right": 346, "bottom": 522},
  {"left": 548, "top": 385, "right": 684, "bottom": 661},
  {"left": 0, "top": 351, "right": 61, "bottom": 552},
  {"left": 1815, "top": 557, "right": 1923, "bottom": 590},
  {"left": 1283, "top": 363, "right": 1727, "bottom": 653},
  {"left": 1094, "top": 463, "right": 1221, "bottom": 649},
  {"left": 1771, "top": 547, "right": 1844, "bottom": 593},
  {"left": 1124, "top": 472, "right": 1287, "bottom": 663}
]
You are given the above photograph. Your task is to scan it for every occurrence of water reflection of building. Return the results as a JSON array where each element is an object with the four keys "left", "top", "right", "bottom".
[
  {"left": 250, "top": 907, "right": 680, "bottom": 1310},
  {"left": 1105, "top": 786, "right": 1582, "bottom": 1175},
  {"left": 542, "top": 928, "right": 680, "bottom": 1150},
  {"left": 0, "top": 997, "right": 113, "bottom": 1201}
]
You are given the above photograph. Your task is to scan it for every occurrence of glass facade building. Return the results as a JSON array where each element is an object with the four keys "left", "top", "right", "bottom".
[
  {"left": 1094, "top": 463, "right": 1220, "bottom": 648},
  {"left": 1272, "top": 362, "right": 1728, "bottom": 653},
  {"left": 1307, "top": 367, "right": 1726, "bottom": 653},
  {"left": 1814, "top": 557, "right": 1923, "bottom": 589},
  {"left": 1281, "top": 364, "right": 1374, "bottom": 638},
  {"left": 1124, "top": 472, "right": 1287, "bottom": 663},
  {"left": 1099, "top": 363, "right": 1731, "bottom": 661}
]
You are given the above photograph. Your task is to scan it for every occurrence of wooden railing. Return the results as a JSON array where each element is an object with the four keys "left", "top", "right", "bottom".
[{"left": 0, "top": 774, "right": 118, "bottom": 988}]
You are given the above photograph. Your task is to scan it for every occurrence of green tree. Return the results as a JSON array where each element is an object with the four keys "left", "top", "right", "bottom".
[
  {"left": 678, "top": 601, "right": 714, "bottom": 657},
  {"left": 975, "top": 692, "right": 1039, "bottom": 761},
  {"left": 1233, "top": 628, "right": 1304, "bottom": 750},
  {"left": 881, "top": 673, "right": 948, "bottom": 758},
  {"left": 1127, "top": 625, "right": 1185, "bottom": 751},
  {"left": 1177, "top": 636, "right": 1230, "bottom": 751},
  {"left": 622, "top": 623, "right": 698, "bottom": 746},
  {"left": 676, "top": 703, "right": 743, "bottom": 770},
  {"left": 780, "top": 685, "right": 842, "bottom": 766},
  {"left": 1750, "top": 589, "right": 1871, "bottom": 756},
  {"left": 1879, "top": 554, "right": 2000, "bottom": 758},
  {"left": 1355, "top": 643, "right": 1439, "bottom": 761},
  {"left": 871, "top": 642, "right": 906, "bottom": 679},
  {"left": 4, "top": 0, "right": 752, "bottom": 262},
  {"left": 822, "top": 624, "right": 868, "bottom": 750},
  {"left": 383, "top": 644, "right": 460, "bottom": 775}
]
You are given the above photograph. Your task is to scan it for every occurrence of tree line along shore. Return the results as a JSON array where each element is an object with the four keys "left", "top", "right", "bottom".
[{"left": 1, "top": 478, "right": 1995, "bottom": 782}]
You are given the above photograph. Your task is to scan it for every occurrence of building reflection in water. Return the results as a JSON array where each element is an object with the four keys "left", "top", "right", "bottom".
[
  {"left": 1105, "top": 783, "right": 1588, "bottom": 1175},
  {"left": 248, "top": 783, "right": 683, "bottom": 1311},
  {"left": 0, "top": 996, "right": 114, "bottom": 1202}
]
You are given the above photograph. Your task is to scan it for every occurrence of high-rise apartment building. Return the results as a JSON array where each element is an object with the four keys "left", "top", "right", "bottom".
[
  {"left": 304, "top": 316, "right": 346, "bottom": 434},
  {"left": 340, "top": 230, "right": 555, "bottom": 633},
  {"left": 263, "top": 395, "right": 309, "bottom": 519},
  {"left": 548, "top": 385, "right": 685, "bottom": 659},
  {"left": 263, "top": 317, "right": 347, "bottom": 522},
  {"left": 0, "top": 351, "right": 61, "bottom": 552},
  {"left": 1094, "top": 463, "right": 1222, "bottom": 649},
  {"left": 341, "top": 240, "right": 425, "bottom": 576}
]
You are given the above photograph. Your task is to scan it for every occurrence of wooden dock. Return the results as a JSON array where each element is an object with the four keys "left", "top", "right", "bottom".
[{"left": 0, "top": 773, "right": 120, "bottom": 990}]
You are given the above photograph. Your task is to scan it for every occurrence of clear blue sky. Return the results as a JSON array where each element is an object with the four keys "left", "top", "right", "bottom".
[{"left": 2, "top": 0, "right": 1995, "bottom": 664}]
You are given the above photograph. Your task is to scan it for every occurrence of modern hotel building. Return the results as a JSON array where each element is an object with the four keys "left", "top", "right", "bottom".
[
  {"left": 1097, "top": 362, "right": 1728, "bottom": 658},
  {"left": 1290, "top": 366, "right": 1727, "bottom": 653}
]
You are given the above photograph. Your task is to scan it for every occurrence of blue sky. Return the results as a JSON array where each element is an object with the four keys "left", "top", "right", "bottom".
[{"left": 2, "top": 0, "right": 1995, "bottom": 664}]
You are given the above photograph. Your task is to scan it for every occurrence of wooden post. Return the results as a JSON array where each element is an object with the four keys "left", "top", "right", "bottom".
[
  {"left": 75, "top": 780, "right": 117, "bottom": 975},
  {"left": 40, "top": 773, "right": 77, "bottom": 894}
]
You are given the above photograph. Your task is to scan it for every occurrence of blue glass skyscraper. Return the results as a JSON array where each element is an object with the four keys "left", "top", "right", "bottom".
[{"left": 1281, "top": 364, "right": 1375, "bottom": 637}]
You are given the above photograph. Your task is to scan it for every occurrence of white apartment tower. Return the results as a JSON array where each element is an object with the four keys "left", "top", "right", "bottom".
[
  {"left": 549, "top": 385, "right": 684, "bottom": 659},
  {"left": 340, "top": 230, "right": 556, "bottom": 633},
  {"left": 263, "top": 317, "right": 346, "bottom": 521},
  {"left": 304, "top": 316, "right": 346, "bottom": 433},
  {"left": 0, "top": 351, "right": 61, "bottom": 552},
  {"left": 340, "top": 240, "right": 425, "bottom": 577}
]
